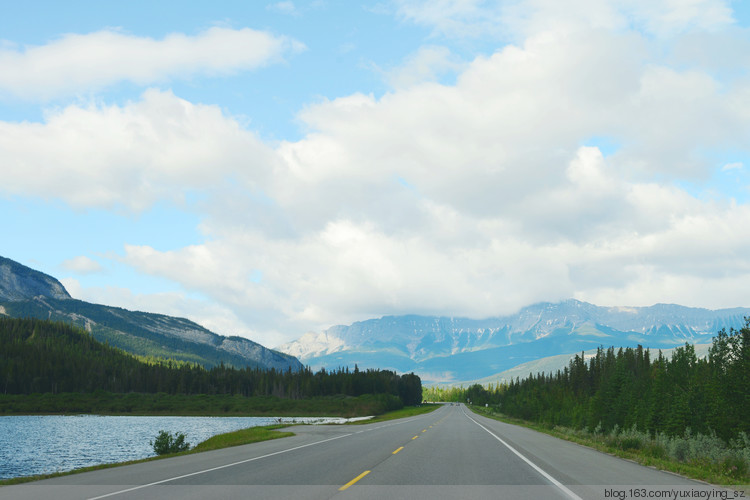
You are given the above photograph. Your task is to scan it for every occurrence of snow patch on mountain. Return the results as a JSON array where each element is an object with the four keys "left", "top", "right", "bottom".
[
  {"left": 277, "top": 299, "right": 750, "bottom": 383},
  {"left": 276, "top": 331, "right": 346, "bottom": 359}
]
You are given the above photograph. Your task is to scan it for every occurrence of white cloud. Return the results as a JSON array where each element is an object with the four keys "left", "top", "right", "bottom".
[
  {"left": 61, "top": 256, "right": 103, "bottom": 275},
  {"left": 0, "top": 89, "right": 275, "bottom": 211},
  {"left": 0, "top": 27, "right": 305, "bottom": 100},
  {"left": 393, "top": 0, "right": 735, "bottom": 39},
  {"left": 63, "top": 17, "right": 750, "bottom": 341},
  {"left": 8, "top": 1, "right": 750, "bottom": 345},
  {"left": 722, "top": 162, "right": 743, "bottom": 171},
  {"left": 394, "top": 0, "right": 511, "bottom": 40},
  {"left": 59, "top": 279, "right": 282, "bottom": 344},
  {"left": 267, "top": 2, "right": 300, "bottom": 16},
  {"left": 623, "top": 0, "right": 734, "bottom": 37},
  {"left": 382, "top": 45, "right": 466, "bottom": 88}
]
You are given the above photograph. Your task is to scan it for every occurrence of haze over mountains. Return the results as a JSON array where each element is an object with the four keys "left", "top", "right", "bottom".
[
  {"left": 3, "top": 255, "right": 748, "bottom": 385},
  {"left": 277, "top": 300, "right": 750, "bottom": 384},
  {"left": 0, "top": 256, "right": 302, "bottom": 372}
]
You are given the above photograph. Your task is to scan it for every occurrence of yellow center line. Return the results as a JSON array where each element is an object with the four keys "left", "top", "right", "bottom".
[
  {"left": 422, "top": 429, "right": 427, "bottom": 432},
  {"left": 339, "top": 470, "right": 371, "bottom": 491},
  {"left": 411, "top": 435, "right": 419, "bottom": 440},
  {"left": 392, "top": 446, "right": 404, "bottom": 454}
]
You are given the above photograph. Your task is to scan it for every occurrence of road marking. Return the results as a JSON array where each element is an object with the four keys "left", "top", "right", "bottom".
[
  {"left": 87, "top": 433, "right": 354, "bottom": 500},
  {"left": 411, "top": 435, "right": 419, "bottom": 440},
  {"left": 339, "top": 470, "right": 370, "bottom": 490},
  {"left": 422, "top": 429, "right": 427, "bottom": 432},
  {"left": 88, "top": 410, "right": 437, "bottom": 499},
  {"left": 464, "top": 412, "right": 583, "bottom": 500},
  {"left": 392, "top": 446, "right": 404, "bottom": 454}
]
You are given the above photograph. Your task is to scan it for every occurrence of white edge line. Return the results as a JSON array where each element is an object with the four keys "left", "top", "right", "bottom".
[
  {"left": 463, "top": 410, "right": 583, "bottom": 500},
  {"left": 87, "top": 410, "right": 436, "bottom": 500},
  {"left": 87, "top": 432, "right": 353, "bottom": 500},
  {"left": 88, "top": 405, "right": 440, "bottom": 499}
]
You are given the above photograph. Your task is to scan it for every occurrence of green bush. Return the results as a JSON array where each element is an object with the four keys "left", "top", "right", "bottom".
[
  {"left": 150, "top": 430, "right": 190, "bottom": 455},
  {"left": 643, "top": 442, "right": 667, "bottom": 459},
  {"left": 721, "top": 455, "right": 747, "bottom": 479}
]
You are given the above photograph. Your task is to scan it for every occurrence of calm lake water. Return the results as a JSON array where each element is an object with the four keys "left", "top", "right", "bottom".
[{"left": 0, "top": 415, "right": 362, "bottom": 480}]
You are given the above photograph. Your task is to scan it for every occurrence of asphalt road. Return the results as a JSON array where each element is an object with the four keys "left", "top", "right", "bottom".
[{"left": 1, "top": 404, "right": 740, "bottom": 500}]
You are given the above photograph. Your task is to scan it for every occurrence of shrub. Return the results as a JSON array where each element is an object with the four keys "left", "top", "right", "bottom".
[
  {"left": 721, "top": 455, "right": 747, "bottom": 479},
  {"left": 732, "top": 432, "right": 750, "bottom": 467},
  {"left": 668, "top": 436, "right": 690, "bottom": 462},
  {"left": 643, "top": 442, "right": 667, "bottom": 459},
  {"left": 620, "top": 436, "right": 642, "bottom": 451},
  {"left": 151, "top": 430, "right": 190, "bottom": 455}
]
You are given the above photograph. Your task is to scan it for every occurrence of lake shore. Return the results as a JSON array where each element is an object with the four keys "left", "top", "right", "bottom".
[
  {"left": 0, "top": 392, "right": 402, "bottom": 417},
  {"left": 0, "top": 404, "right": 438, "bottom": 485}
]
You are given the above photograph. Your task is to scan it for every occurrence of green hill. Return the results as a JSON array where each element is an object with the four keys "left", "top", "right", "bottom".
[
  {"left": 0, "top": 317, "right": 422, "bottom": 411},
  {"left": 0, "top": 256, "right": 301, "bottom": 371}
]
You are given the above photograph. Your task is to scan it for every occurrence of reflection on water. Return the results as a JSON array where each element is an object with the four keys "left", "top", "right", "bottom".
[{"left": 0, "top": 414, "right": 367, "bottom": 480}]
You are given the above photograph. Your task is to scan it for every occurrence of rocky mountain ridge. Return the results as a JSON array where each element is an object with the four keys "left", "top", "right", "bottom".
[
  {"left": 277, "top": 299, "right": 749, "bottom": 383},
  {"left": 0, "top": 256, "right": 71, "bottom": 302},
  {"left": 0, "top": 256, "right": 302, "bottom": 371}
]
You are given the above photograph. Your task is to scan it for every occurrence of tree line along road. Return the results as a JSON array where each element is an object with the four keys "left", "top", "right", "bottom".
[{"left": 1, "top": 404, "right": 739, "bottom": 500}]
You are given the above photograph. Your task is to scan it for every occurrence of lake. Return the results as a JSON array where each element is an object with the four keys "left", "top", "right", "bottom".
[{"left": 0, "top": 414, "right": 364, "bottom": 480}]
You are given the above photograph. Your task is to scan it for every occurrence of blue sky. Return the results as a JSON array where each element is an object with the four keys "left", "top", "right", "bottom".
[{"left": 3, "top": 1, "right": 750, "bottom": 347}]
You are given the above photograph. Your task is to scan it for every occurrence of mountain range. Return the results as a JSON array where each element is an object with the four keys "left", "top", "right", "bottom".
[
  {"left": 4, "top": 255, "right": 748, "bottom": 385},
  {"left": 0, "top": 256, "right": 302, "bottom": 371},
  {"left": 276, "top": 300, "right": 749, "bottom": 384}
]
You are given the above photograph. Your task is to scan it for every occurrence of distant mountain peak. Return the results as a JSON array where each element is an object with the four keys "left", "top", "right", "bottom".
[
  {"left": 0, "top": 256, "right": 71, "bottom": 302},
  {"left": 277, "top": 299, "right": 750, "bottom": 383}
]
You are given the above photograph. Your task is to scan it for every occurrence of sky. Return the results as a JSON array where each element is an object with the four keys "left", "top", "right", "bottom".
[{"left": 2, "top": 0, "right": 750, "bottom": 348}]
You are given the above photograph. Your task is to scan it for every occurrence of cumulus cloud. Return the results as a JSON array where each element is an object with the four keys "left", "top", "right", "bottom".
[
  {"left": 61, "top": 256, "right": 103, "bottom": 275},
  {"left": 0, "top": 89, "right": 276, "bottom": 211},
  {"left": 0, "top": 27, "right": 305, "bottom": 100},
  {"left": 382, "top": 45, "right": 466, "bottom": 88},
  {"left": 7, "top": 0, "right": 750, "bottom": 346}
]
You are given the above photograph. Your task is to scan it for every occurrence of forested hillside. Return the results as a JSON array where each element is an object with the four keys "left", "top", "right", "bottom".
[
  {"left": 428, "top": 322, "right": 749, "bottom": 441},
  {"left": 0, "top": 255, "right": 301, "bottom": 372},
  {"left": 1, "top": 297, "right": 301, "bottom": 371},
  {"left": 0, "top": 318, "right": 422, "bottom": 406}
]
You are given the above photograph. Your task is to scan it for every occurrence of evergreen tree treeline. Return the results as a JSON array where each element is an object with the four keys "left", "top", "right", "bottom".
[
  {"left": 0, "top": 318, "right": 422, "bottom": 406},
  {"left": 426, "top": 321, "right": 750, "bottom": 441}
]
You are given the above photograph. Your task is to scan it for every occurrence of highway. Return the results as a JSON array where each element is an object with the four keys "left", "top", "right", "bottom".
[{"left": 0, "top": 404, "right": 734, "bottom": 500}]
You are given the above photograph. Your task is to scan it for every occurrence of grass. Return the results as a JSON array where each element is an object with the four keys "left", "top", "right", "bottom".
[
  {"left": 190, "top": 424, "right": 294, "bottom": 452},
  {"left": 346, "top": 403, "right": 439, "bottom": 424},
  {"left": 468, "top": 405, "right": 750, "bottom": 489},
  {"left": 0, "top": 405, "right": 431, "bottom": 486}
]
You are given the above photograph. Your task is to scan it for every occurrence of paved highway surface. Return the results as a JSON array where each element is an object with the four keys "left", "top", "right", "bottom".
[{"left": 1, "top": 404, "right": 741, "bottom": 499}]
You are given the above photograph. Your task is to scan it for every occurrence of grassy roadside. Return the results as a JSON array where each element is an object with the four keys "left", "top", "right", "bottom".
[
  {"left": 188, "top": 423, "right": 294, "bottom": 452},
  {"left": 467, "top": 405, "right": 750, "bottom": 489},
  {"left": 0, "top": 405, "right": 432, "bottom": 486},
  {"left": 346, "top": 403, "right": 439, "bottom": 424}
]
